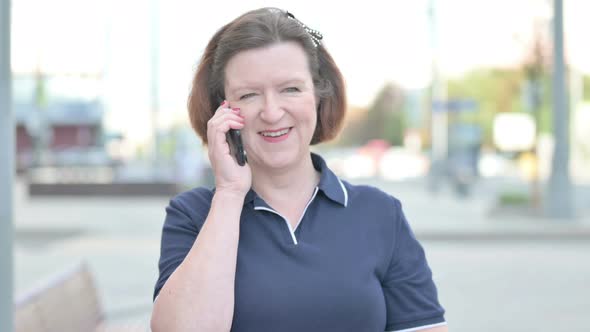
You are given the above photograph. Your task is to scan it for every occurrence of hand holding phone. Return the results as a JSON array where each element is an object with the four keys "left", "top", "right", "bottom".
[
  {"left": 216, "top": 98, "right": 247, "bottom": 166},
  {"left": 207, "top": 99, "right": 251, "bottom": 196}
]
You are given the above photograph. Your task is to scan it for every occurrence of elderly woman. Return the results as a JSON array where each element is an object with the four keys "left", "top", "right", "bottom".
[{"left": 151, "top": 7, "right": 447, "bottom": 332}]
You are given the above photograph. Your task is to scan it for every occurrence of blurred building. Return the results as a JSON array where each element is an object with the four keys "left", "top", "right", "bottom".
[{"left": 15, "top": 100, "right": 106, "bottom": 171}]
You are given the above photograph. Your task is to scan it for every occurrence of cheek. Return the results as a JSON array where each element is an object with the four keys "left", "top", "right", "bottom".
[
  {"left": 298, "top": 93, "right": 317, "bottom": 114},
  {"left": 303, "top": 100, "right": 319, "bottom": 124},
  {"left": 240, "top": 113, "right": 258, "bottom": 145},
  {"left": 235, "top": 105, "right": 256, "bottom": 126}
]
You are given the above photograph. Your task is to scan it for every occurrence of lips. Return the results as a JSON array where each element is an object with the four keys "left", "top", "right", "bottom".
[{"left": 259, "top": 127, "right": 292, "bottom": 138}]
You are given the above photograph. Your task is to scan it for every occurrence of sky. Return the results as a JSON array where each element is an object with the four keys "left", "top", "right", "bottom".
[{"left": 10, "top": 0, "right": 590, "bottom": 147}]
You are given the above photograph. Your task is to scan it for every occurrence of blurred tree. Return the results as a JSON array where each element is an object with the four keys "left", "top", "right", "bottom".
[
  {"left": 516, "top": 24, "right": 551, "bottom": 210},
  {"left": 521, "top": 23, "right": 553, "bottom": 136},
  {"left": 339, "top": 83, "right": 406, "bottom": 146},
  {"left": 34, "top": 70, "right": 49, "bottom": 109},
  {"left": 328, "top": 106, "right": 365, "bottom": 147},
  {"left": 583, "top": 75, "right": 590, "bottom": 101},
  {"left": 367, "top": 83, "right": 405, "bottom": 144},
  {"left": 444, "top": 23, "right": 555, "bottom": 147},
  {"left": 32, "top": 67, "right": 49, "bottom": 166},
  {"left": 445, "top": 24, "right": 554, "bottom": 210},
  {"left": 446, "top": 68, "right": 524, "bottom": 146}
]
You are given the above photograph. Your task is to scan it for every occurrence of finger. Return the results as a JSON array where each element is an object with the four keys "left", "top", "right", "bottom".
[
  {"left": 212, "top": 100, "right": 234, "bottom": 116},
  {"left": 207, "top": 114, "right": 244, "bottom": 145},
  {"left": 209, "top": 123, "right": 242, "bottom": 166},
  {"left": 212, "top": 106, "right": 232, "bottom": 118},
  {"left": 207, "top": 108, "right": 243, "bottom": 130},
  {"left": 209, "top": 111, "right": 244, "bottom": 126},
  {"left": 211, "top": 109, "right": 242, "bottom": 125},
  {"left": 213, "top": 120, "right": 244, "bottom": 141},
  {"left": 213, "top": 101, "right": 241, "bottom": 117},
  {"left": 209, "top": 120, "right": 244, "bottom": 150}
]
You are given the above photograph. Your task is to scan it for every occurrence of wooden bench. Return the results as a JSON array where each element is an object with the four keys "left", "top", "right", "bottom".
[{"left": 15, "top": 262, "right": 149, "bottom": 332}]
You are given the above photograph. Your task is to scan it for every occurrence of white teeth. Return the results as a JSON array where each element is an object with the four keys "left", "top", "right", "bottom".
[{"left": 261, "top": 128, "right": 290, "bottom": 137}]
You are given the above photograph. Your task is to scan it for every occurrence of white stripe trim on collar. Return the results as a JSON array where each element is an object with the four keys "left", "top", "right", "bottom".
[
  {"left": 292, "top": 186, "right": 319, "bottom": 231},
  {"left": 336, "top": 177, "right": 348, "bottom": 207},
  {"left": 254, "top": 206, "right": 298, "bottom": 245},
  {"left": 252, "top": 187, "right": 320, "bottom": 246}
]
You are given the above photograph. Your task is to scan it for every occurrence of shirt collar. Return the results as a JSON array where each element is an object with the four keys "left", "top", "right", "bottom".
[
  {"left": 241, "top": 152, "right": 348, "bottom": 208},
  {"left": 244, "top": 188, "right": 257, "bottom": 206},
  {"left": 312, "top": 152, "right": 348, "bottom": 207}
]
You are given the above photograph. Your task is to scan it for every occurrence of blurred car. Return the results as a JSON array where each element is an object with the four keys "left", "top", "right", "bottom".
[{"left": 379, "top": 147, "right": 429, "bottom": 181}]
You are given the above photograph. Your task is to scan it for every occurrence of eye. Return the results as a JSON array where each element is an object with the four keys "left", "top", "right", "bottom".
[
  {"left": 283, "top": 87, "right": 300, "bottom": 93},
  {"left": 240, "top": 93, "right": 256, "bottom": 100}
]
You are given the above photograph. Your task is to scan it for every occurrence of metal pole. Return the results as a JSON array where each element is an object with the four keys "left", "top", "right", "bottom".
[
  {"left": 150, "top": 0, "right": 161, "bottom": 178},
  {"left": 546, "top": 0, "right": 574, "bottom": 219},
  {"left": 0, "top": 0, "right": 15, "bottom": 330},
  {"left": 428, "top": 0, "right": 448, "bottom": 191}
]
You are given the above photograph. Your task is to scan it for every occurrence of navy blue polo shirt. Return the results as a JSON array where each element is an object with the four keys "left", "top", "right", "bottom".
[{"left": 154, "top": 153, "right": 446, "bottom": 331}]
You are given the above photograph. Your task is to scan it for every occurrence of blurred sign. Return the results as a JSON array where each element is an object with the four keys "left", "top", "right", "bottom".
[
  {"left": 449, "top": 124, "right": 482, "bottom": 150},
  {"left": 432, "top": 99, "right": 478, "bottom": 112},
  {"left": 493, "top": 113, "right": 536, "bottom": 152},
  {"left": 522, "top": 79, "right": 542, "bottom": 111}
]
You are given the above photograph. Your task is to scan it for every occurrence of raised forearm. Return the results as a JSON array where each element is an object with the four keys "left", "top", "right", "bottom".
[{"left": 151, "top": 191, "right": 244, "bottom": 332}]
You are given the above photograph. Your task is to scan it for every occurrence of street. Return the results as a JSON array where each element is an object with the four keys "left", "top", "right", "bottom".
[{"left": 426, "top": 241, "right": 590, "bottom": 331}]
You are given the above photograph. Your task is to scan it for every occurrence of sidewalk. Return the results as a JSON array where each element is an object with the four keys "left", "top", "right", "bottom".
[
  {"left": 15, "top": 176, "right": 590, "bottom": 241},
  {"left": 360, "top": 177, "right": 590, "bottom": 241},
  {"left": 14, "top": 179, "right": 164, "bottom": 324}
]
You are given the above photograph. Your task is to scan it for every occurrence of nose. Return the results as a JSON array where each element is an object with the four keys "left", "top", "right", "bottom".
[{"left": 259, "top": 92, "right": 284, "bottom": 123}]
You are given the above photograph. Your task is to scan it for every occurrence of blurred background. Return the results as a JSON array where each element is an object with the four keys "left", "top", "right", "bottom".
[{"left": 2, "top": 0, "right": 590, "bottom": 331}]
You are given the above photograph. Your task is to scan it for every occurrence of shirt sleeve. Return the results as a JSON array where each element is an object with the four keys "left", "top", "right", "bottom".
[
  {"left": 382, "top": 198, "right": 446, "bottom": 331},
  {"left": 153, "top": 189, "right": 212, "bottom": 301}
]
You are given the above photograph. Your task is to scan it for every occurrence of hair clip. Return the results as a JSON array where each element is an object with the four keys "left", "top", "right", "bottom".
[{"left": 286, "top": 11, "right": 323, "bottom": 47}]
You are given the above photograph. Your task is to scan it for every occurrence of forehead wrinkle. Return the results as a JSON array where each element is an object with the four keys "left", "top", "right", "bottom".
[{"left": 227, "top": 76, "right": 309, "bottom": 94}]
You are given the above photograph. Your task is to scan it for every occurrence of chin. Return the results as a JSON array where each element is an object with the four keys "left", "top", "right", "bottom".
[
  {"left": 263, "top": 154, "right": 297, "bottom": 169},
  {"left": 258, "top": 149, "right": 306, "bottom": 170}
]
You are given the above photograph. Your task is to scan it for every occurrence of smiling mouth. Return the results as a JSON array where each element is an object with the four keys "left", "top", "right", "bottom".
[{"left": 259, "top": 127, "right": 292, "bottom": 138}]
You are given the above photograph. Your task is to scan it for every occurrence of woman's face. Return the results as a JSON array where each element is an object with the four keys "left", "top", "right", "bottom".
[{"left": 224, "top": 41, "right": 317, "bottom": 171}]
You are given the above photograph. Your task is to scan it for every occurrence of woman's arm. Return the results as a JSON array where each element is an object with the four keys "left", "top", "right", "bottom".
[
  {"left": 151, "top": 99, "right": 249, "bottom": 331},
  {"left": 150, "top": 190, "right": 244, "bottom": 332}
]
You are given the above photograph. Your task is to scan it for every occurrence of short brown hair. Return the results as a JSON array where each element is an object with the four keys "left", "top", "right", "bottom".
[{"left": 188, "top": 7, "right": 347, "bottom": 145}]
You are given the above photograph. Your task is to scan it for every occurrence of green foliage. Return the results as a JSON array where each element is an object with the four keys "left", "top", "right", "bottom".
[
  {"left": 446, "top": 69, "right": 524, "bottom": 145},
  {"left": 583, "top": 75, "right": 590, "bottom": 101},
  {"left": 34, "top": 73, "right": 49, "bottom": 109},
  {"left": 498, "top": 191, "right": 530, "bottom": 206},
  {"left": 339, "top": 83, "right": 406, "bottom": 146},
  {"left": 340, "top": 65, "right": 565, "bottom": 148},
  {"left": 384, "top": 111, "right": 405, "bottom": 145},
  {"left": 160, "top": 133, "right": 177, "bottom": 160},
  {"left": 445, "top": 67, "right": 555, "bottom": 145},
  {"left": 365, "top": 83, "right": 405, "bottom": 144}
]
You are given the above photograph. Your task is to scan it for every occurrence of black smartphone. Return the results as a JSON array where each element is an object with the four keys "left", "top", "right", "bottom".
[
  {"left": 226, "top": 129, "right": 247, "bottom": 166},
  {"left": 216, "top": 97, "right": 247, "bottom": 166}
]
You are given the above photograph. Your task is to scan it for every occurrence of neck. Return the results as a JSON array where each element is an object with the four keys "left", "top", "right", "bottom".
[{"left": 250, "top": 153, "right": 320, "bottom": 204}]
